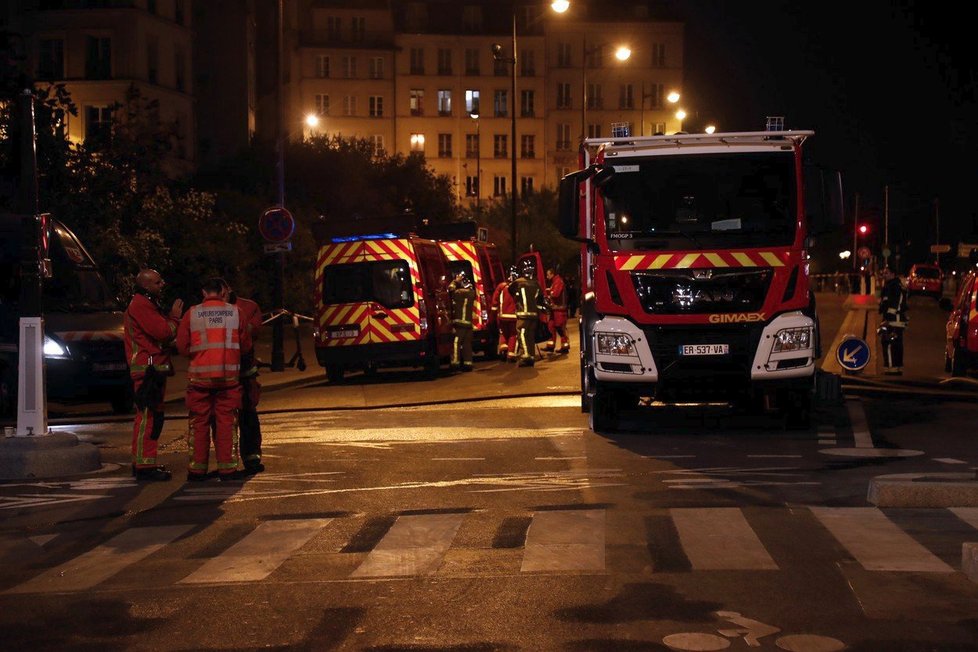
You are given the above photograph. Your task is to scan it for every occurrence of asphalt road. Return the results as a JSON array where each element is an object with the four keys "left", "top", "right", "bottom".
[{"left": 0, "top": 295, "right": 976, "bottom": 651}]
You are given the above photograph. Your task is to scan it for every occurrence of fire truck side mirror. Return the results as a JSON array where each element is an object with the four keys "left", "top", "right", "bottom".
[
  {"left": 557, "top": 174, "right": 582, "bottom": 241},
  {"left": 804, "top": 166, "right": 845, "bottom": 234}
]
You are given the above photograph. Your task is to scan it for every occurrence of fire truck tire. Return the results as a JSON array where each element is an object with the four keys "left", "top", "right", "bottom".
[
  {"left": 783, "top": 389, "right": 812, "bottom": 430},
  {"left": 589, "top": 388, "right": 619, "bottom": 433},
  {"left": 325, "top": 363, "right": 346, "bottom": 383},
  {"left": 581, "top": 364, "right": 593, "bottom": 413},
  {"left": 363, "top": 363, "right": 377, "bottom": 377},
  {"left": 950, "top": 345, "right": 968, "bottom": 377},
  {"left": 423, "top": 341, "right": 441, "bottom": 377}
]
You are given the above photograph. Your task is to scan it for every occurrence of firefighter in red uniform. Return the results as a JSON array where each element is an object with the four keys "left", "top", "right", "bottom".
[
  {"left": 177, "top": 278, "right": 251, "bottom": 482},
  {"left": 227, "top": 284, "right": 264, "bottom": 474},
  {"left": 124, "top": 269, "right": 183, "bottom": 481},
  {"left": 491, "top": 266, "right": 519, "bottom": 361},
  {"left": 543, "top": 266, "right": 570, "bottom": 354}
]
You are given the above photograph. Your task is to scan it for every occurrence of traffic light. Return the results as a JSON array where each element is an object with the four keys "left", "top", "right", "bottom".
[{"left": 858, "top": 224, "right": 869, "bottom": 235}]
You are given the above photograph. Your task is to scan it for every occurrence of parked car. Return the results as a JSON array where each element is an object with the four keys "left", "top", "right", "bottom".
[
  {"left": 940, "top": 269, "right": 977, "bottom": 376},
  {"left": 907, "top": 263, "right": 943, "bottom": 297}
]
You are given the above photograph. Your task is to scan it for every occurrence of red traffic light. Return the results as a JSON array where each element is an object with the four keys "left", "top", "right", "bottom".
[{"left": 858, "top": 224, "right": 869, "bottom": 234}]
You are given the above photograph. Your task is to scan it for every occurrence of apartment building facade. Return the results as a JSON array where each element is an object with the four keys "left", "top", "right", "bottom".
[{"left": 8, "top": 0, "right": 196, "bottom": 173}]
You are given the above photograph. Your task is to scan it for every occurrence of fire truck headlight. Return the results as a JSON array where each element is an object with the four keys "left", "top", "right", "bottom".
[
  {"left": 43, "top": 335, "right": 70, "bottom": 358},
  {"left": 771, "top": 327, "right": 812, "bottom": 353},
  {"left": 596, "top": 333, "right": 635, "bottom": 355}
]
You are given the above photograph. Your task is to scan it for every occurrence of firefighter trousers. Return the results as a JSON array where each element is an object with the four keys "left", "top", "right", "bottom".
[
  {"left": 515, "top": 317, "right": 538, "bottom": 363},
  {"left": 881, "top": 325, "right": 905, "bottom": 371},
  {"left": 498, "top": 319, "right": 516, "bottom": 358},
  {"left": 131, "top": 375, "right": 167, "bottom": 468},
  {"left": 239, "top": 376, "right": 262, "bottom": 468},
  {"left": 547, "top": 309, "right": 570, "bottom": 352},
  {"left": 451, "top": 325, "right": 473, "bottom": 368},
  {"left": 186, "top": 384, "right": 242, "bottom": 476}
]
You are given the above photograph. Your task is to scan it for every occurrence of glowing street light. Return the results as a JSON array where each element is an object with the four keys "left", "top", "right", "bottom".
[
  {"left": 615, "top": 46, "right": 632, "bottom": 61},
  {"left": 667, "top": 91, "right": 681, "bottom": 104},
  {"left": 675, "top": 108, "right": 687, "bottom": 121},
  {"left": 704, "top": 124, "right": 716, "bottom": 134},
  {"left": 551, "top": 0, "right": 569, "bottom": 12},
  {"left": 304, "top": 113, "right": 320, "bottom": 128}
]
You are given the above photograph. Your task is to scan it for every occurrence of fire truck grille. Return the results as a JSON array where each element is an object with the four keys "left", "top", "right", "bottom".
[{"left": 630, "top": 269, "right": 772, "bottom": 315}]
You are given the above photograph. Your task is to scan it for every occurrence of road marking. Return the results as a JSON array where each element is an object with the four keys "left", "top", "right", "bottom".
[
  {"left": 845, "top": 400, "right": 873, "bottom": 448},
  {"left": 431, "top": 458, "right": 485, "bottom": 461},
  {"left": 521, "top": 509, "right": 605, "bottom": 572},
  {"left": 0, "top": 493, "right": 107, "bottom": 511},
  {"left": 950, "top": 508, "right": 978, "bottom": 530},
  {"left": 933, "top": 458, "right": 968, "bottom": 465},
  {"left": 351, "top": 513, "right": 464, "bottom": 577},
  {"left": 747, "top": 455, "right": 802, "bottom": 459},
  {"left": 180, "top": 519, "right": 331, "bottom": 584},
  {"left": 29, "top": 534, "right": 57, "bottom": 547},
  {"left": 810, "top": 507, "right": 953, "bottom": 572},
  {"left": 818, "top": 439, "right": 836, "bottom": 446},
  {"left": 649, "top": 455, "right": 696, "bottom": 459},
  {"left": 535, "top": 456, "right": 587, "bottom": 461},
  {"left": 6, "top": 525, "right": 194, "bottom": 594},
  {"left": 669, "top": 508, "right": 778, "bottom": 570}
]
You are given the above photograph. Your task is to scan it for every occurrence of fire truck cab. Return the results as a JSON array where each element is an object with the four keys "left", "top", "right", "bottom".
[{"left": 558, "top": 129, "right": 842, "bottom": 431}]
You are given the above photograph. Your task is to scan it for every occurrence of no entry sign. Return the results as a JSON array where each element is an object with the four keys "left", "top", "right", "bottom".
[{"left": 259, "top": 206, "right": 296, "bottom": 243}]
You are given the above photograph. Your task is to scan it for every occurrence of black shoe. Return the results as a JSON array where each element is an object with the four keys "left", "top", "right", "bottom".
[
  {"left": 186, "top": 472, "right": 209, "bottom": 482},
  {"left": 517, "top": 359, "right": 534, "bottom": 367},
  {"left": 134, "top": 465, "right": 172, "bottom": 482},
  {"left": 461, "top": 365, "right": 474, "bottom": 372},
  {"left": 243, "top": 462, "right": 265, "bottom": 476},
  {"left": 219, "top": 470, "right": 246, "bottom": 482}
]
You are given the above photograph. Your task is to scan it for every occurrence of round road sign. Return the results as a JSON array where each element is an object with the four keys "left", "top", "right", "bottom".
[
  {"left": 259, "top": 206, "right": 296, "bottom": 243},
  {"left": 857, "top": 246, "right": 871, "bottom": 260},
  {"left": 836, "top": 336, "right": 870, "bottom": 372}
]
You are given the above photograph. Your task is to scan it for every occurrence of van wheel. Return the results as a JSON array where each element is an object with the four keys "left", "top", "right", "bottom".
[
  {"left": 422, "top": 341, "right": 441, "bottom": 377},
  {"left": 109, "top": 388, "right": 134, "bottom": 415},
  {"left": 363, "top": 363, "right": 377, "bottom": 378},
  {"left": 325, "top": 363, "right": 346, "bottom": 383},
  {"left": 589, "top": 388, "right": 619, "bottom": 433},
  {"left": 950, "top": 345, "right": 968, "bottom": 377},
  {"left": 581, "top": 363, "right": 593, "bottom": 414}
]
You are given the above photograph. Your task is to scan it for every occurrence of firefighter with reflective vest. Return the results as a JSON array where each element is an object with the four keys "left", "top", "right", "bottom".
[
  {"left": 878, "top": 267, "right": 908, "bottom": 375},
  {"left": 509, "top": 262, "right": 546, "bottom": 367},
  {"left": 491, "top": 266, "right": 519, "bottom": 361},
  {"left": 227, "top": 284, "right": 264, "bottom": 474},
  {"left": 449, "top": 271, "right": 476, "bottom": 371},
  {"left": 177, "top": 278, "right": 251, "bottom": 482},
  {"left": 124, "top": 269, "right": 184, "bottom": 481},
  {"left": 543, "top": 266, "right": 570, "bottom": 354}
]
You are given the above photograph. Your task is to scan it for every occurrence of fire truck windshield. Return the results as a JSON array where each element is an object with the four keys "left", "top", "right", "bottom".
[{"left": 600, "top": 151, "right": 797, "bottom": 251}]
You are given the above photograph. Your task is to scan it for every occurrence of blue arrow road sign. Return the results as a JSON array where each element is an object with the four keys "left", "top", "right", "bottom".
[{"left": 837, "top": 337, "right": 870, "bottom": 372}]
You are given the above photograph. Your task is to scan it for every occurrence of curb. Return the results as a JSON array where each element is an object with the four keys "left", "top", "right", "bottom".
[{"left": 867, "top": 474, "right": 978, "bottom": 508}]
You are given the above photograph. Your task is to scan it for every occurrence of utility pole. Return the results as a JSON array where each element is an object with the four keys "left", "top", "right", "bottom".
[
  {"left": 271, "top": 0, "right": 286, "bottom": 372},
  {"left": 934, "top": 197, "right": 940, "bottom": 266},
  {"left": 883, "top": 185, "right": 890, "bottom": 268},
  {"left": 852, "top": 192, "right": 859, "bottom": 271}
]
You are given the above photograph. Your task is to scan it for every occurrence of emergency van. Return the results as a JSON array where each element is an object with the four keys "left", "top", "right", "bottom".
[
  {"left": 312, "top": 217, "right": 453, "bottom": 381},
  {"left": 422, "top": 222, "right": 506, "bottom": 357}
]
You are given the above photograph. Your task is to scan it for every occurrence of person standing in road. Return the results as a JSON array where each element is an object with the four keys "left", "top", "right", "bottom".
[
  {"left": 543, "top": 266, "right": 570, "bottom": 354},
  {"left": 124, "top": 269, "right": 184, "bottom": 481},
  {"left": 227, "top": 283, "right": 265, "bottom": 475},
  {"left": 878, "top": 267, "right": 908, "bottom": 375},
  {"left": 509, "top": 262, "right": 546, "bottom": 367},
  {"left": 177, "top": 278, "right": 251, "bottom": 482},
  {"left": 449, "top": 271, "right": 476, "bottom": 371},
  {"left": 491, "top": 266, "right": 518, "bottom": 361}
]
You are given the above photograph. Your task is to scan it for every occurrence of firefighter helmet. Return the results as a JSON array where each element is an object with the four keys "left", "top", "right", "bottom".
[
  {"left": 507, "top": 265, "right": 518, "bottom": 282},
  {"left": 520, "top": 259, "right": 536, "bottom": 280}
]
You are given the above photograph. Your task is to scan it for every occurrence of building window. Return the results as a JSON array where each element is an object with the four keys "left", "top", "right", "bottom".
[
  {"left": 437, "top": 48, "right": 452, "bottom": 75},
  {"left": 369, "top": 96, "right": 384, "bottom": 117},
  {"left": 586, "top": 83, "right": 602, "bottom": 109},
  {"left": 493, "top": 90, "right": 507, "bottom": 117},
  {"left": 84, "top": 105, "right": 112, "bottom": 144},
  {"left": 587, "top": 123, "right": 601, "bottom": 139},
  {"left": 343, "top": 95, "right": 357, "bottom": 116},
  {"left": 464, "top": 48, "right": 480, "bottom": 76},
  {"left": 369, "top": 57, "right": 384, "bottom": 79},
  {"left": 37, "top": 38, "right": 64, "bottom": 80},
  {"left": 342, "top": 56, "right": 357, "bottom": 78},
  {"left": 651, "top": 43, "right": 666, "bottom": 67},
  {"left": 405, "top": 3, "right": 428, "bottom": 31},
  {"left": 521, "top": 176, "right": 534, "bottom": 196},
  {"left": 315, "top": 55, "right": 330, "bottom": 79},
  {"left": 493, "top": 134, "right": 507, "bottom": 158},
  {"left": 557, "top": 166, "right": 571, "bottom": 180},
  {"left": 327, "top": 16, "right": 341, "bottom": 41},
  {"left": 465, "top": 134, "right": 479, "bottom": 158},
  {"left": 410, "top": 133, "right": 425, "bottom": 153},
  {"left": 437, "top": 89, "right": 452, "bottom": 116},
  {"left": 465, "top": 176, "right": 479, "bottom": 197},
  {"left": 462, "top": 5, "right": 483, "bottom": 32},
  {"left": 351, "top": 17, "right": 366, "bottom": 43},
  {"left": 465, "top": 89, "right": 480, "bottom": 115},
  {"left": 493, "top": 175, "right": 507, "bottom": 197},
  {"left": 174, "top": 49, "right": 185, "bottom": 92},
  {"left": 369, "top": 135, "right": 385, "bottom": 157},
  {"left": 316, "top": 94, "right": 330, "bottom": 116},
  {"left": 175, "top": 0, "right": 186, "bottom": 25},
  {"left": 520, "top": 90, "right": 534, "bottom": 117},
  {"left": 619, "top": 84, "right": 634, "bottom": 109},
  {"left": 519, "top": 49, "right": 535, "bottom": 77},
  {"left": 587, "top": 45, "right": 603, "bottom": 68},
  {"left": 520, "top": 135, "right": 535, "bottom": 159},
  {"left": 438, "top": 133, "right": 452, "bottom": 158},
  {"left": 409, "top": 89, "right": 424, "bottom": 116},
  {"left": 146, "top": 38, "right": 158, "bottom": 84},
  {"left": 556, "top": 123, "right": 571, "bottom": 151},
  {"left": 493, "top": 58, "right": 507, "bottom": 77},
  {"left": 556, "top": 42, "right": 572, "bottom": 68},
  {"left": 646, "top": 83, "right": 663, "bottom": 108},
  {"left": 653, "top": 121, "right": 666, "bottom": 135},
  {"left": 556, "top": 82, "right": 571, "bottom": 109},
  {"left": 410, "top": 48, "right": 424, "bottom": 75}
]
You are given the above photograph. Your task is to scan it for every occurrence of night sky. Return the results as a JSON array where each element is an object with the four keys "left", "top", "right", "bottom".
[{"left": 673, "top": 0, "right": 977, "bottom": 266}]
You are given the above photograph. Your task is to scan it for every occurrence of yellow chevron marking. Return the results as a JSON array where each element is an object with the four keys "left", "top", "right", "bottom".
[
  {"left": 649, "top": 254, "right": 673, "bottom": 269},
  {"left": 704, "top": 253, "right": 729, "bottom": 267},
  {"left": 732, "top": 252, "right": 755, "bottom": 267},
  {"left": 675, "top": 253, "right": 700, "bottom": 268},
  {"left": 370, "top": 318, "right": 398, "bottom": 343},
  {"left": 620, "top": 256, "right": 642, "bottom": 271},
  {"left": 760, "top": 251, "right": 785, "bottom": 267}
]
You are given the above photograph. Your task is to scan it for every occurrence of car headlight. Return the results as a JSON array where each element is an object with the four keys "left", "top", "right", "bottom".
[
  {"left": 596, "top": 332, "right": 635, "bottom": 355},
  {"left": 43, "top": 335, "right": 70, "bottom": 358},
  {"left": 771, "top": 327, "right": 812, "bottom": 353}
]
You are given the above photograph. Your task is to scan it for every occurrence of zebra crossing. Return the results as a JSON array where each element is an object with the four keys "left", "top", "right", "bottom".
[{"left": 5, "top": 506, "right": 977, "bottom": 595}]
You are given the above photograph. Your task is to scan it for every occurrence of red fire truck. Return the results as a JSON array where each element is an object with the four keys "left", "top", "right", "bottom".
[{"left": 558, "top": 128, "right": 842, "bottom": 431}]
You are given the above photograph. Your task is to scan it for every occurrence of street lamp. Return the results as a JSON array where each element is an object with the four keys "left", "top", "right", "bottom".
[
  {"left": 640, "top": 87, "right": 680, "bottom": 136},
  {"left": 581, "top": 39, "right": 630, "bottom": 140},
  {"left": 470, "top": 112, "right": 480, "bottom": 214}
]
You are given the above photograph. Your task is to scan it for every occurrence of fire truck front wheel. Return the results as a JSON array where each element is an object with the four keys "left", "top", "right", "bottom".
[
  {"left": 325, "top": 363, "right": 346, "bottom": 383},
  {"left": 589, "top": 386, "right": 623, "bottom": 433},
  {"left": 782, "top": 388, "right": 813, "bottom": 430}
]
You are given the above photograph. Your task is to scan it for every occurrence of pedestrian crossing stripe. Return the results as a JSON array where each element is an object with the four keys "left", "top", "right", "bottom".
[{"left": 5, "top": 507, "right": 976, "bottom": 594}]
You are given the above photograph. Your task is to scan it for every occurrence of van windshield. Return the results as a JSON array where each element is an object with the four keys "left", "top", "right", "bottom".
[
  {"left": 446, "top": 260, "right": 474, "bottom": 284},
  {"left": 600, "top": 151, "right": 797, "bottom": 251},
  {"left": 322, "top": 261, "right": 414, "bottom": 309},
  {"left": 913, "top": 267, "right": 941, "bottom": 279}
]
